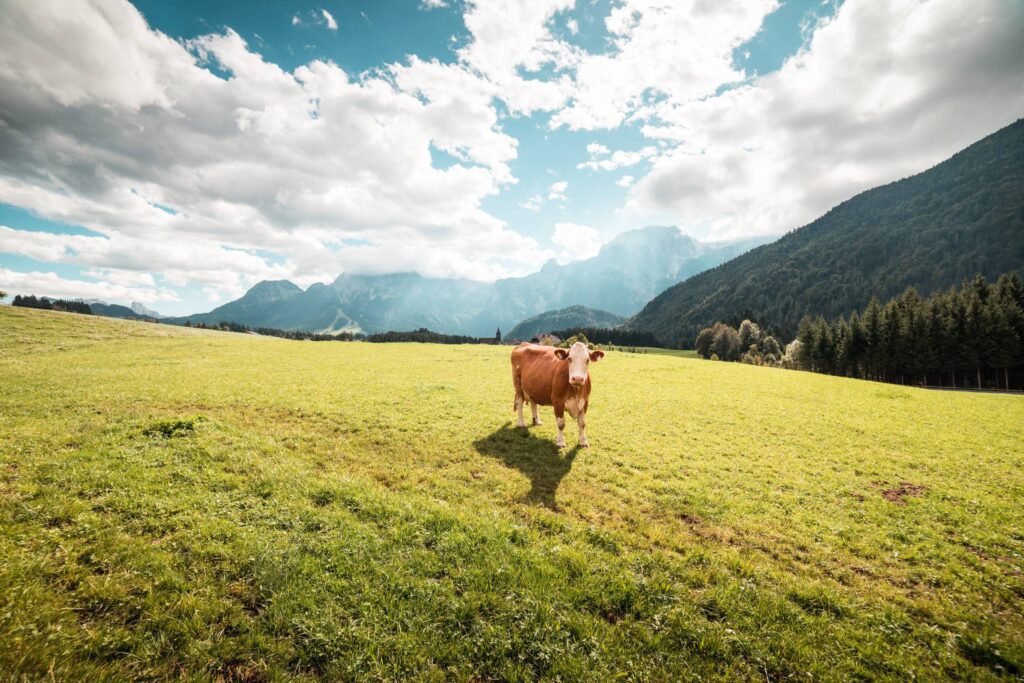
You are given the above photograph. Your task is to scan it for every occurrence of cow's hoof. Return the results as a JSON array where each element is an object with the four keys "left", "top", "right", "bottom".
[
  {"left": 579, "top": 440, "right": 590, "bottom": 448},
  {"left": 556, "top": 439, "right": 566, "bottom": 449},
  {"left": 515, "top": 422, "right": 527, "bottom": 429},
  {"left": 532, "top": 419, "right": 543, "bottom": 426}
]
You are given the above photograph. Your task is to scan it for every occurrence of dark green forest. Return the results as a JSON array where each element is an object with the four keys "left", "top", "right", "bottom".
[
  {"left": 12, "top": 295, "right": 92, "bottom": 315},
  {"left": 630, "top": 118, "right": 1024, "bottom": 348},
  {"left": 547, "top": 326, "right": 661, "bottom": 347},
  {"left": 794, "top": 274, "right": 1024, "bottom": 390}
]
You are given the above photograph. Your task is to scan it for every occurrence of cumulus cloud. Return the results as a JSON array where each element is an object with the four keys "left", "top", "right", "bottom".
[
  {"left": 566, "top": 18, "right": 578, "bottom": 35},
  {"left": 616, "top": 175, "right": 634, "bottom": 188},
  {"left": 551, "top": 0, "right": 777, "bottom": 130},
  {"left": 321, "top": 9, "right": 337, "bottom": 30},
  {"left": 551, "top": 223, "right": 601, "bottom": 263},
  {"left": 0, "top": 0, "right": 553, "bottom": 303},
  {"left": 420, "top": 0, "right": 448, "bottom": 8},
  {"left": 0, "top": 267, "right": 178, "bottom": 303},
  {"left": 455, "top": 0, "right": 578, "bottom": 115},
  {"left": 626, "top": 0, "right": 1024, "bottom": 238},
  {"left": 547, "top": 181, "right": 568, "bottom": 201}
]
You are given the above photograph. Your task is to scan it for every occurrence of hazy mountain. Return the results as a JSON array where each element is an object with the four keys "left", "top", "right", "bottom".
[
  {"left": 168, "top": 227, "right": 773, "bottom": 335},
  {"left": 628, "top": 118, "right": 1024, "bottom": 347},
  {"left": 506, "top": 306, "right": 626, "bottom": 341},
  {"left": 129, "top": 301, "right": 163, "bottom": 318}
]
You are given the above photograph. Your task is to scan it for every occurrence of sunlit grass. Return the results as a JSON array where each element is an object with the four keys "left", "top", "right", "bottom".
[{"left": 1, "top": 306, "right": 1022, "bottom": 680}]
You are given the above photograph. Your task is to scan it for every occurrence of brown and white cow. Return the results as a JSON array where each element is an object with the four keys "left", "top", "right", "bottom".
[{"left": 511, "top": 341, "right": 605, "bottom": 448}]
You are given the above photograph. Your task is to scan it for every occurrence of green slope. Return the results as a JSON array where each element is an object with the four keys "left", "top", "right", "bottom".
[
  {"left": 1, "top": 307, "right": 1022, "bottom": 680},
  {"left": 630, "top": 118, "right": 1024, "bottom": 347},
  {"left": 506, "top": 305, "right": 626, "bottom": 340}
]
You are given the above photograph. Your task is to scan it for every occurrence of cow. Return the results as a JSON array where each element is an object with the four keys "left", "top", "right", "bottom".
[{"left": 511, "top": 341, "right": 605, "bottom": 448}]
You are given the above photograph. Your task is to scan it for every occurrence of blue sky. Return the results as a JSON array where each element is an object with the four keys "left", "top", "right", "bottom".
[{"left": 1, "top": 0, "right": 1022, "bottom": 315}]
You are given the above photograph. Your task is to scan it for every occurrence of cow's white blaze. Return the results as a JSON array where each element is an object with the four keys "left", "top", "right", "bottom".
[{"left": 566, "top": 341, "right": 591, "bottom": 386}]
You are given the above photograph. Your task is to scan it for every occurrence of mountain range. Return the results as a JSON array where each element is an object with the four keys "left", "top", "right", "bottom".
[
  {"left": 167, "top": 229, "right": 773, "bottom": 336},
  {"left": 629, "top": 117, "right": 1024, "bottom": 347}
]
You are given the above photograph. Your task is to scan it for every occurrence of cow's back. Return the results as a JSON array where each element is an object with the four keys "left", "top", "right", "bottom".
[{"left": 511, "top": 343, "right": 564, "bottom": 406}]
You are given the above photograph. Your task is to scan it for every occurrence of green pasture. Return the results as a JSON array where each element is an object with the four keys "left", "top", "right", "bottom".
[{"left": 1, "top": 306, "right": 1022, "bottom": 680}]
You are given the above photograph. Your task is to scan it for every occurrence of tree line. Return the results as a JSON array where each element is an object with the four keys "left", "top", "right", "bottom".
[
  {"left": 695, "top": 320, "right": 784, "bottom": 366},
  {"left": 12, "top": 294, "right": 92, "bottom": 315},
  {"left": 793, "top": 274, "right": 1023, "bottom": 389},
  {"left": 183, "top": 321, "right": 484, "bottom": 344},
  {"left": 547, "top": 326, "right": 660, "bottom": 348},
  {"left": 184, "top": 320, "right": 362, "bottom": 341}
]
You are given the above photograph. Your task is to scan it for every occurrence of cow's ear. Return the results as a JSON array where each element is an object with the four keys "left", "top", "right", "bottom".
[
  {"left": 589, "top": 350, "right": 605, "bottom": 362},
  {"left": 554, "top": 349, "right": 569, "bottom": 360}
]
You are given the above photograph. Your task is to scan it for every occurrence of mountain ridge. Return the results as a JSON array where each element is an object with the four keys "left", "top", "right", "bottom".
[
  {"left": 628, "top": 117, "right": 1024, "bottom": 347},
  {"left": 166, "top": 227, "right": 773, "bottom": 335}
]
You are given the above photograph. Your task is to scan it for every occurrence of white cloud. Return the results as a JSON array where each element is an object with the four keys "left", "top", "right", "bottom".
[
  {"left": 547, "top": 180, "right": 568, "bottom": 200},
  {"left": 0, "top": 0, "right": 552, "bottom": 302},
  {"left": 551, "top": 0, "right": 778, "bottom": 130},
  {"left": 578, "top": 145, "right": 657, "bottom": 171},
  {"left": 456, "top": 0, "right": 578, "bottom": 115},
  {"left": 626, "top": 0, "right": 1024, "bottom": 238},
  {"left": 420, "top": 0, "right": 448, "bottom": 8},
  {"left": 616, "top": 175, "right": 634, "bottom": 188},
  {"left": 0, "top": 268, "right": 178, "bottom": 303},
  {"left": 566, "top": 18, "right": 578, "bottom": 35},
  {"left": 292, "top": 14, "right": 301, "bottom": 26},
  {"left": 321, "top": 9, "right": 337, "bottom": 30},
  {"left": 519, "top": 194, "right": 543, "bottom": 211},
  {"left": 586, "top": 142, "right": 609, "bottom": 156},
  {"left": 82, "top": 268, "right": 156, "bottom": 288},
  {"left": 551, "top": 222, "right": 601, "bottom": 263}
]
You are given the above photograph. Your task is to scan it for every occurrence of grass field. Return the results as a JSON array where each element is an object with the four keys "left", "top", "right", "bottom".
[
  {"left": 603, "top": 345, "right": 698, "bottom": 358},
  {"left": 1, "top": 306, "right": 1023, "bottom": 680}
]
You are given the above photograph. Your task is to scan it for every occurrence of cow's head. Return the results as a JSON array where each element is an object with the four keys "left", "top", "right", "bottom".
[{"left": 554, "top": 342, "right": 604, "bottom": 386}]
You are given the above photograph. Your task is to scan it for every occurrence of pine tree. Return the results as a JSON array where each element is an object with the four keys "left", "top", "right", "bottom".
[
  {"left": 846, "top": 311, "right": 866, "bottom": 379},
  {"left": 863, "top": 298, "right": 884, "bottom": 380},
  {"left": 985, "top": 296, "right": 1019, "bottom": 389},
  {"left": 964, "top": 291, "right": 986, "bottom": 388},
  {"left": 882, "top": 302, "right": 902, "bottom": 383}
]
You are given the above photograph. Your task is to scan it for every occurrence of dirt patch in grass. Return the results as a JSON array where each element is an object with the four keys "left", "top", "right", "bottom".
[{"left": 882, "top": 482, "right": 927, "bottom": 505}]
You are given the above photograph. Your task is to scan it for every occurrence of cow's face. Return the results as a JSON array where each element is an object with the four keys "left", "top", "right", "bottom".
[{"left": 555, "top": 342, "right": 604, "bottom": 386}]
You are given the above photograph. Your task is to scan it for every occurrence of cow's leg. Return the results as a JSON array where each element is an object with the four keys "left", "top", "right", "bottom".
[
  {"left": 512, "top": 361, "right": 527, "bottom": 428},
  {"left": 554, "top": 404, "right": 566, "bottom": 449},
  {"left": 577, "top": 410, "right": 589, "bottom": 448},
  {"left": 531, "top": 402, "right": 542, "bottom": 426}
]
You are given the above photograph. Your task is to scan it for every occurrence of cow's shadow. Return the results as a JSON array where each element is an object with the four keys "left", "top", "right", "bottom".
[{"left": 473, "top": 422, "right": 580, "bottom": 509}]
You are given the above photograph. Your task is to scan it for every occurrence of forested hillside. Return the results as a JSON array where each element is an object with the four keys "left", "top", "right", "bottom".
[
  {"left": 506, "top": 305, "right": 625, "bottom": 340},
  {"left": 630, "top": 118, "right": 1024, "bottom": 347}
]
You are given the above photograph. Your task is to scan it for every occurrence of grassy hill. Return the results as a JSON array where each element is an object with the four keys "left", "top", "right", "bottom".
[
  {"left": 507, "top": 305, "right": 626, "bottom": 341},
  {"left": 1, "top": 306, "right": 1022, "bottom": 680},
  {"left": 630, "top": 118, "right": 1024, "bottom": 347}
]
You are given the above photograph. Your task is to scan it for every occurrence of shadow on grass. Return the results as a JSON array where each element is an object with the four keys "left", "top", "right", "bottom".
[{"left": 474, "top": 422, "right": 580, "bottom": 509}]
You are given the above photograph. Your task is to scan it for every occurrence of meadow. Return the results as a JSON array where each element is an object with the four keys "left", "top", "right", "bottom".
[{"left": 1, "top": 306, "right": 1022, "bottom": 680}]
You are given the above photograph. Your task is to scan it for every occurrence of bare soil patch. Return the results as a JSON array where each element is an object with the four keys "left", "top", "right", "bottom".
[{"left": 882, "top": 482, "right": 927, "bottom": 505}]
